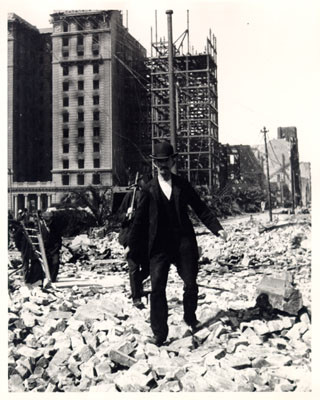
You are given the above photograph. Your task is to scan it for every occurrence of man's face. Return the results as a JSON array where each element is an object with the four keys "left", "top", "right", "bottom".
[{"left": 153, "top": 156, "right": 175, "bottom": 180}]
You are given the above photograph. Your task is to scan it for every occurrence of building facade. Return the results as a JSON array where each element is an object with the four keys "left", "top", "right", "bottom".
[
  {"left": 8, "top": 13, "right": 53, "bottom": 213},
  {"left": 8, "top": 10, "right": 148, "bottom": 215},
  {"left": 50, "top": 10, "right": 148, "bottom": 201}
]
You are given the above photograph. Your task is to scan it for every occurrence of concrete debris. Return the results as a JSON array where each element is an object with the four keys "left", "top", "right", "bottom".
[{"left": 8, "top": 213, "right": 311, "bottom": 392}]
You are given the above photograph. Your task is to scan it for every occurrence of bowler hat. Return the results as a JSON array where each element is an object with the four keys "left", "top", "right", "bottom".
[{"left": 150, "top": 141, "right": 177, "bottom": 160}]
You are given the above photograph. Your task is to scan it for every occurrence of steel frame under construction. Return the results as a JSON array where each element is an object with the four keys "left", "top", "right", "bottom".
[{"left": 149, "top": 14, "right": 220, "bottom": 188}]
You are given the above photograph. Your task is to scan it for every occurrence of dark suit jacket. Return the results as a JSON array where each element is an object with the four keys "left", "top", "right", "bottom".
[{"left": 128, "top": 174, "right": 223, "bottom": 261}]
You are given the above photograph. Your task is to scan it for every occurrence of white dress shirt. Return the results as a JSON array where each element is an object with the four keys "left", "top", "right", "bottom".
[{"left": 158, "top": 174, "right": 172, "bottom": 200}]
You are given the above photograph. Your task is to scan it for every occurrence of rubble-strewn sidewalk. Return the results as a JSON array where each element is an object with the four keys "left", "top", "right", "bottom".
[{"left": 8, "top": 212, "right": 311, "bottom": 392}]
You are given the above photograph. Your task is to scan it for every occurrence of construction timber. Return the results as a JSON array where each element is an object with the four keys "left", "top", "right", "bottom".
[{"left": 148, "top": 30, "right": 219, "bottom": 188}]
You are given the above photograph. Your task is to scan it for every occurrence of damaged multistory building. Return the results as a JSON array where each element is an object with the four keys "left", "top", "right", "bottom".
[
  {"left": 252, "top": 127, "right": 302, "bottom": 207},
  {"left": 148, "top": 15, "right": 220, "bottom": 188},
  {"left": 8, "top": 10, "right": 149, "bottom": 215}
]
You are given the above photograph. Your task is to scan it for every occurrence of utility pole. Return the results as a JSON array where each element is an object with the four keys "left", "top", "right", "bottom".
[
  {"left": 290, "top": 138, "right": 295, "bottom": 214},
  {"left": 166, "top": 10, "right": 177, "bottom": 173},
  {"left": 261, "top": 127, "right": 272, "bottom": 222}
]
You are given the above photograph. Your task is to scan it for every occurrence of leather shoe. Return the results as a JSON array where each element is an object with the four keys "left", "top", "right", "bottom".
[
  {"left": 133, "top": 299, "right": 145, "bottom": 310},
  {"left": 186, "top": 319, "right": 202, "bottom": 333},
  {"left": 147, "top": 336, "right": 165, "bottom": 347}
]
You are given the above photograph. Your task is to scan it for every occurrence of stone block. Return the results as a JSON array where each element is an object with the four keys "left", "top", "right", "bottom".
[
  {"left": 224, "top": 353, "right": 251, "bottom": 369},
  {"left": 267, "top": 319, "right": 285, "bottom": 333},
  {"left": 167, "top": 336, "right": 194, "bottom": 353},
  {"left": 193, "top": 327, "right": 210, "bottom": 344},
  {"left": 109, "top": 349, "right": 137, "bottom": 368},
  {"left": 14, "top": 363, "right": 30, "bottom": 379},
  {"left": 20, "top": 311, "right": 36, "bottom": 328},
  {"left": 128, "top": 359, "right": 150, "bottom": 375},
  {"left": 179, "top": 371, "right": 211, "bottom": 391},
  {"left": 256, "top": 275, "right": 303, "bottom": 315},
  {"left": 148, "top": 356, "right": 182, "bottom": 377},
  {"left": 265, "top": 353, "right": 292, "bottom": 367},
  {"left": 204, "top": 348, "right": 226, "bottom": 366},
  {"left": 95, "top": 359, "right": 112, "bottom": 376},
  {"left": 242, "top": 327, "right": 263, "bottom": 344},
  {"left": 50, "top": 348, "right": 72, "bottom": 366},
  {"left": 204, "top": 369, "right": 238, "bottom": 391},
  {"left": 8, "top": 374, "right": 25, "bottom": 391},
  {"left": 284, "top": 322, "right": 305, "bottom": 341},
  {"left": 145, "top": 342, "right": 160, "bottom": 357},
  {"left": 73, "top": 344, "right": 95, "bottom": 363},
  {"left": 16, "top": 346, "right": 43, "bottom": 366},
  {"left": 89, "top": 383, "right": 119, "bottom": 392},
  {"left": 67, "top": 319, "right": 85, "bottom": 332},
  {"left": 79, "top": 361, "right": 96, "bottom": 380},
  {"left": 280, "top": 315, "right": 295, "bottom": 329},
  {"left": 250, "top": 320, "right": 269, "bottom": 336},
  {"left": 114, "top": 370, "right": 150, "bottom": 391},
  {"left": 156, "top": 379, "right": 181, "bottom": 392}
]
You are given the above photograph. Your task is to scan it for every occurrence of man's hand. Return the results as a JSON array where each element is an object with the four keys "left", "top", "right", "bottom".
[
  {"left": 217, "top": 230, "right": 228, "bottom": 241},
  {"left": 124, "top": 246, "right": 130, "bottom": 259}
]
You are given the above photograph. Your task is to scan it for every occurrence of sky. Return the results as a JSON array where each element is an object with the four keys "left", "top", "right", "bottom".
[{"left": 2, "top": 0, "right": 319, "bottom": 164}]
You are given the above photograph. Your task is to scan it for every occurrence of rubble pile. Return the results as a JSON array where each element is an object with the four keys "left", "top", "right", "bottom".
[{"left": 8, "top": 213, "right": 311, "bottom": 392}]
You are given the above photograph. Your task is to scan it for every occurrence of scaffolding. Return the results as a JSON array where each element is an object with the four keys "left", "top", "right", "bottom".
[{"left": 148, "top": 24, "right": 220, "bottom": 188}]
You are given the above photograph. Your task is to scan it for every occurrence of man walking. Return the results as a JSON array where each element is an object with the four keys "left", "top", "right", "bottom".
[
  {"left": 128, "top": 140, "right": 227, "bottom": 346},
  {"left": 118, "top": 174, "right": 150, "bottom": 309}
]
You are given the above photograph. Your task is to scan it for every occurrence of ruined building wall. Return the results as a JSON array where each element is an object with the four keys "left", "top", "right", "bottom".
[{"left": 8, "top": 14, "right": 52, "bottom": 182}]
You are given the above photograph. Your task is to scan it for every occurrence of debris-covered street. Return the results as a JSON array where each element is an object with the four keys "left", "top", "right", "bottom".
[{"left": 8, "top": 211, "right": 311, "bottom": 392}]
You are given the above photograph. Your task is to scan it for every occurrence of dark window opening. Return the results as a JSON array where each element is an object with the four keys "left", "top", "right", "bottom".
[
  {"left": 77, "top": 174, "right": 84, "bottom": 185},
  {"left": 93, "top": 64, "right": 99, "bottom": 74},
  {"left": 93, "top": 95, "right": 99, "bottom": 105},
  {"left": 77, "top": 49, "right": 84, "bottom": 56},
  {"left": 78, "top": 159, "right": 84, "bottom": 168},
  {"left": 63, "top": 159, "right": 69, "bottom": 169},
  {"left": 63, "top": 22, "right": 68, "bottom": 32},
  {"left": 93, "top": 111, "right": 100, "bottom": 121},
  {"left": 63, "top": 113, "right": 69, "bottom": 122},
  {"left": 93, "top": 158, "right": 100, "bottom": 168},
  {"left": 62, "top": 37, "right": 69, "bottom": 46},
  {"left": 63, "top": 143, "right": 69, "bottom": 153},
  {"left": 78, "top": 127, "right": 84, "bottom": 137},
  {"left": 62, "top": 175, "right": 69, "bottom": 185},
  {"left": 77, "top": 36, "right": 84, "bottom": 45},
  {"left": 78, "top": 112, "right": 84, "bottom": 121},
  {"left": 63, "top": 128, "right": 69, "bottom": 138},
  {"left": 63, "top": 82, "right": 69, "bottom": 91},
  {"left": 93, "top": 127, "right": 100, "bottom": 136},
  {"left": 93, "top": 142, "right": 100, "bottom": 152},
  {"left": 93, "top": 80, "right": 99, "bottom": 90},
  {"left": 78, "top": 96, "right": 84, "bottom": 106},
  {"left": 62, "top": 50, "right": 69, "bottom": 57},
  {"left": 78, "top": 143, "right": 85, "bottom": 153},
  {"left": 63, "top": 97, "right": 69, "bottom": 107},
  {"left": 63, "top": 66, "right": 69, "bottom": 76},
  {"left": 78, "top": 81, "right": 84, "bottom": 90},
  {"left": 92, "top": 173, "right": 101, "bottom": 185},
  {"left": 78, "top": 65, "right": 84, "bottom": 75}
]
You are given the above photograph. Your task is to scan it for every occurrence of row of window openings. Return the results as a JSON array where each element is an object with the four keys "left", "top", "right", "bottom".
[
  {"left": 62, "top": 111, "right": 100, "bottom": 122},
  {"left": 63, "top": 127, "right": 100, "bottom": 137},
  {"left": 63, "top": 96, "right": 99, "bottom": 107},
  {"left": 63, "top": 64, "right": 99, "bottom": 75},
  {"left": 63, "top": 143, "right": 100, "bottom": 153},
  {"left": 63, "top": 80, "right": 99, "bottom": 91},
  {"left": 62, "top": 21, "right": 101, "bottom": 33},
  {"left": 62, "top": 35, "right": 99, "bottom": 47},
  {"left": 62, "top": 47, "right": 99, "bottom": 57},
  {"left": 63, "top": 159, "right": 100, "bottom": 169},
  {"left": 62, "top": 174, "right": 101, "bottom": 186}
]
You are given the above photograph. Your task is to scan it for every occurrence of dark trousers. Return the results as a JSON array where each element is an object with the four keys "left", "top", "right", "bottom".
[
  {"left": 127, "top": 256, "right": 149, "bottom": 300},
  {"left": 150, "top": 236, "right": 199, "bottom": 341}
]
